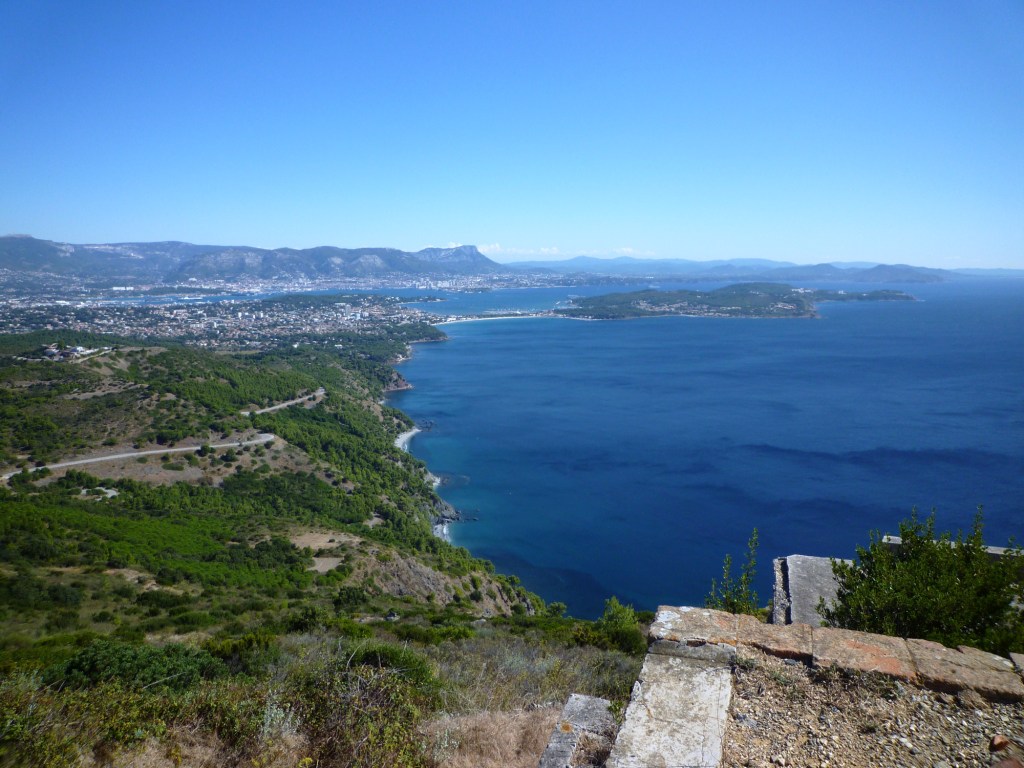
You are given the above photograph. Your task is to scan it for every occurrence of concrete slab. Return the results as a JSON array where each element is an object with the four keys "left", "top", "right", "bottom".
[
  {"left": 650, "top": 605, "right": 738, "bottom": 647},
  {"left": 606, "top": 652, "right": 732, "bottom": 768},
  {"left": 783, "top": 555, "right": 842, "bottom": 626},
  {"left": 736, "top": 613, "right": 812, "bottom": 662},
  {"left": 537, "top": 693, "right": 615, "bottom": 768},
  {"left": 812, "top": 626, "right": 917, "bottom": 682},
  {"left": 907, "top": 639, "right": 1024, "bottom": 701}
]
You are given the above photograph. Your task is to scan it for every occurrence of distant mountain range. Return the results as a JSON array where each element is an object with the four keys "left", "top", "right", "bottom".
[
  {"left": 505, "top": 255, "right": 972, "bottom": 283},
  {"left": 1, "top": 235, "right": 1020, "bottom": 285},
  {"left": 0, "top": 236, "right": 501, "bottom": 282}
]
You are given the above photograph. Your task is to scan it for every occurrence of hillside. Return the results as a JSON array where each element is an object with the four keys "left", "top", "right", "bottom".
[
  {"left": 0, "top": 326, "right": 644, "bottom": 767},
  {"left": 556, "top": 283, "right": 914, "bottom": 319}
]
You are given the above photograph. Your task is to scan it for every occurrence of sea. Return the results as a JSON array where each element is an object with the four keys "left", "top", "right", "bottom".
[{"left": 387, "top": 280, "right": 1024, "bottom": 618}]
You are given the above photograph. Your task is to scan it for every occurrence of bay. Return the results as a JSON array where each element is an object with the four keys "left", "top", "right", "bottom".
[{"left": 389, "top": 280, "right": 1024, "bottom": 618}]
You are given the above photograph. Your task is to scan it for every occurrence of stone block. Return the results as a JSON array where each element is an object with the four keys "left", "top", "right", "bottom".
[
  {"left": 956, "top": 645, "right": 1018, "bottom": 674},
  {"left": 906, "top": 639, "right": 1024, "bottom": 701},
  {"left": 783, "top": 555, "right": 843, "bottom": 626},
  {"left": 649, "top": 638, "right": 736, "bottom": 663},
  {"left": 650, "top": 605, "right": 737, "bottom": 647},
  {"left": 607, "top": 652, "right": 732, "bottom": 768},
  {"left": 736, "top": 613, "right": 812, "bottom": 662},
  {"left": 812, "top": 626, "right": 917, "bottom": 682},
  {"left": 537, "top": 693, "right": 614, "bottom": 768}
]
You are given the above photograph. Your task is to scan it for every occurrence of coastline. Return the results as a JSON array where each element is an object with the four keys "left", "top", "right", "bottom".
[
  {"left": 394, "top": 427, "right": 420, "bottom": 452},
  {"left": 394, "top": 426, "right": 448, "bottom": 537}
]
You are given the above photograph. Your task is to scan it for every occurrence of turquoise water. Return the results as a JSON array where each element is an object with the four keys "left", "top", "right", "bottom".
[{"left": 389, "top": 281, "right": 1024, "bottom": 618}]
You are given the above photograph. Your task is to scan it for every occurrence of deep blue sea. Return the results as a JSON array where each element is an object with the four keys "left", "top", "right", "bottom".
[{"left": 388, "top": 280, "right": 1024, "bottom": 618}]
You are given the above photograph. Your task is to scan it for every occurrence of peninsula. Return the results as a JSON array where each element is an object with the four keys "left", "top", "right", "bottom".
[{"left": 555, "top": 283, "right": 914, "bottom": 320}]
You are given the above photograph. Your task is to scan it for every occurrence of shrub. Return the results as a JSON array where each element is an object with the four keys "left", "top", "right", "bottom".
[
  {"left": 49, "top": 639, "right": 226, "bottom": 690},
  {"left": 136, "top": 589, "right": 191, "bottom": 610},
  {"left": 594, "top": 596, "right": 647, "bottom": 656},
  {"left": 333, "top": 585, "right": 368, "bottom": 613},
  {"left": 346, "top": 642, "right": 441, "bottom": 698},
  {"left": 574, "top": 596, "right": 647, "bottom": 656},
  {"left": 705, "top": 528, "right": 761, "bottom": 616},
  {"left": 392, "top": 623, "right": 474, "bottom": 646},
  {"left": 821, "top": 509, "right": 1024, "bottom": 654},
  {"left": 286, "top": 605, "right": 331, "bottom": 632},
  {"left": 293, "top": 663, "right": 430, "bottom": 768},
  {"left": 203, "top": 631, "right": 279, "bottom": 675},
  {"left": 44, "top": 609, "right": 80, "bottom": 632},
  {"left": 331, "top": 617, "right": 374, "bottom": 639}
]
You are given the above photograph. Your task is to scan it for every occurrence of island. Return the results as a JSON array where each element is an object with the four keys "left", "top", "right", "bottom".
[{"left": 554, "top": 283, "right": 914, "bottom": 319}]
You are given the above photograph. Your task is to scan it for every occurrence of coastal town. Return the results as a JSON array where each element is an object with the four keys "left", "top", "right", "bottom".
[{"left": 0, "top": 291, "right": 450, "bottom": 349}]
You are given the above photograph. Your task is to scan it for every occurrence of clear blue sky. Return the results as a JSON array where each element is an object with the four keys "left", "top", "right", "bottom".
[{"left": 1, "top": 1, "right": 1022, "bottom": 267}]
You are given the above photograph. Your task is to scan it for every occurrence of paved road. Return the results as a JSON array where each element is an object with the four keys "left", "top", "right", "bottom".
[{"left": 2, "top": 433, "right": 276, "bottom": 481}]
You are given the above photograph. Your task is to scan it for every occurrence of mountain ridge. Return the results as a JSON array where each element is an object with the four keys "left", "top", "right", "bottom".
[
  {"left": 4, "top": 235, "right": 1020, "bottom": 284},
  {"left": 505, "top": 255, "right": 961, "bottom": 283},
  {"left": 0, "top": 236, "right": 502, "bottom": 282}
]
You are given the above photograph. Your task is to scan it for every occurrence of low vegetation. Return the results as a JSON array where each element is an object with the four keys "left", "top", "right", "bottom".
[
  {"left": 821, "top": 509, "right": 1024, "bottom": 654},
  {"left": 706, "top": 528, "right": 763, "bottom": 617}
]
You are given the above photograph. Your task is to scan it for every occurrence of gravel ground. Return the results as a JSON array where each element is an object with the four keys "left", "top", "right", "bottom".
[{"left": 723, "top": 648, "right": 1024, "bottom": 768}]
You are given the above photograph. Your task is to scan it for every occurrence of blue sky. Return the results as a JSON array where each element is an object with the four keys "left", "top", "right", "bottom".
[{"left": 1, "top": 2, "right": 1022, "bottom": 267}]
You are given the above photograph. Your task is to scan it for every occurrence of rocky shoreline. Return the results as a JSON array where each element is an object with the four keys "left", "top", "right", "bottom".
[{"left": 395, "top": 427, "right": 463, "bottom": 543}]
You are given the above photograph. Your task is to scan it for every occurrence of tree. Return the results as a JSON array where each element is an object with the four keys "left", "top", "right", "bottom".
[
  {"left": 594, "top": 596, "right": 647, "bottom": 656},
  {"left": 705, "top": 528, "right": 761, "bottom": 616},
  {"left": 574, "top": 596, "right": 647, "bottom": 656},
  {"left": 820, "top": 508, "right": 1024, "bottom": 654}
]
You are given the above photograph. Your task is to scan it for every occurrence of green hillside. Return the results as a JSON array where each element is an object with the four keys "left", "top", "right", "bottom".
[{"left": 0, "top": 328, "right": 643, "bottom": 767}]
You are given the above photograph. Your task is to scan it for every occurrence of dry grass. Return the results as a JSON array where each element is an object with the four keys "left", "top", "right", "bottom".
[
  {"left": 427, "top": 632, "right": 641, "bottom": 712},
  {"left": 424, "top": 707, "right": 560, "bottom": 768},
  {"left": 98, "top": 731, "right": 308, "bottom": 768}
]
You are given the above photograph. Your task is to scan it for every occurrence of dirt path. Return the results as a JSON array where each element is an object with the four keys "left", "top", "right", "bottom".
[
  {"left": 240, "top": 387, "right": 326, "bottom": 416},
  {"left": 2, "top": 433, "right": 276, "bottom": 481}
]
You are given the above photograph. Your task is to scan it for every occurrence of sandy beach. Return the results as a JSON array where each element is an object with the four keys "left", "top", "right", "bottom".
[
  {"left": 394, "top": 427, "right": 420, "bottom": 452},
  {"left": 432, "top": 520, "right": 451, "bottom": 542}
]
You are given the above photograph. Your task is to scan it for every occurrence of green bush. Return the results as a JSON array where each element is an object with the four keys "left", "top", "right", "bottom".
[
  {"left": 203, "top": 631, "right": 279, "bottom": 676},
  {"left": 821, "top": 509, "right": 1024, "bottom": 654},
  {"left": 346, "top": 642, "right": 440, "bottom": 697},
  {"left": 705, "top": 528, "right": 761, "bottom": 615},
  {"left": 333, "top": 585, "right": 368, "bottom": 613},
  {"left": 392, "top": 622, "right": 474, "bottom": 645},
  {"left": 136, "top": 589, "right": 191, "bottom": 610},
  {"left": 574, "top": 596, "right": 646, "bottom": 656},
  {"left": 48, "top": 639, "right": 226, "bottom": 691}
]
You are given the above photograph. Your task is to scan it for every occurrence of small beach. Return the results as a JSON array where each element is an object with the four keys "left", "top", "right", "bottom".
[{"left": 394, "top": 427, "right": 420, "bottom": 452}]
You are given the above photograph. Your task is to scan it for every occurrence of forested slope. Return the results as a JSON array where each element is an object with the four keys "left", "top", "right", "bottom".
[{"left": 0, "top": 329, "right": 643, "bottom": 768}]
